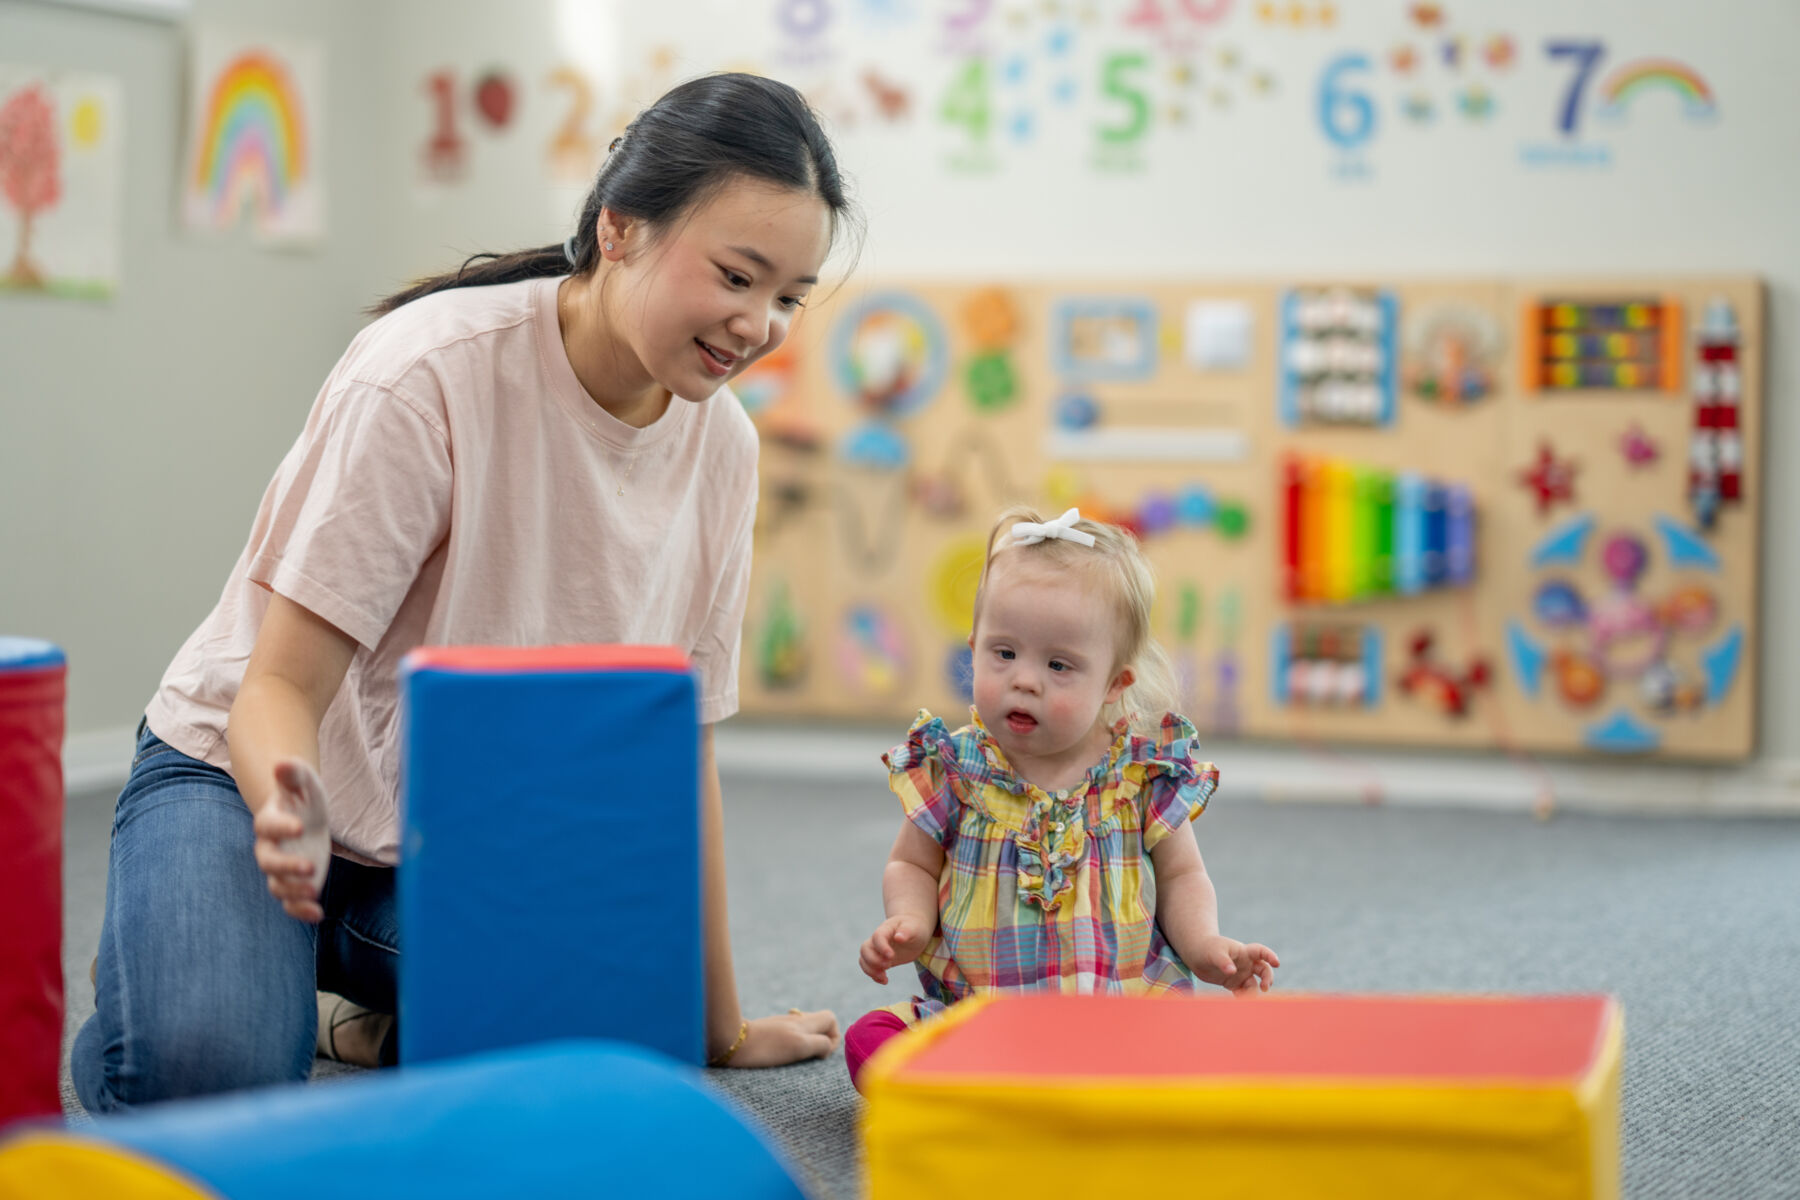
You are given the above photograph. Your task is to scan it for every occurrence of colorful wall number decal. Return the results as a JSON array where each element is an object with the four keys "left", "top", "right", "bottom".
[
  {"left": 1317, "top": 53, "right": 1376, "bottom": 151},
  {"left": 1545, "top": 39, "right": 1606, "bottom": 136},
  {"left": 544, "top": 65, "right": 599, "bottom": 183},
  {"left": 422, "top": 70, "right": 468, "bottom": 181},
  {"left": 1095, "top": 51, "right": 1152, "bottom": 151}
]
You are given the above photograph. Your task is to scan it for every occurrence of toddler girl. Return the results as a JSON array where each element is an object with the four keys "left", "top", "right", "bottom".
[{"left": 848, "top": 505, "right": 1278, "bottom": 1089}]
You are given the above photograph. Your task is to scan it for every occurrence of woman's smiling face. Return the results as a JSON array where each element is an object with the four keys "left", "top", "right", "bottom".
[{"left": 611, "top": 177, "right": 833, "bottom": 402}]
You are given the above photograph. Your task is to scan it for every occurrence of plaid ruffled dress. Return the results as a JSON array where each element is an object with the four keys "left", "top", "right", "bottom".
[{"left": 879, "top": 707, "right": 1220, "bottom": 1025}]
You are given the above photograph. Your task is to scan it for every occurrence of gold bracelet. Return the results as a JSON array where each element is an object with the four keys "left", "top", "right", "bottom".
[{"left": 708, "top": 1018, "right": 750, "bottom": 1067}]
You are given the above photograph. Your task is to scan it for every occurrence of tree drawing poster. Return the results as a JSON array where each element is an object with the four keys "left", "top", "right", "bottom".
[
  {"left": 180, "top": 28, "right": 325, "bottom": 244},
  {"left": 0, "top": 67, "right": 122, "bottom": 300}
]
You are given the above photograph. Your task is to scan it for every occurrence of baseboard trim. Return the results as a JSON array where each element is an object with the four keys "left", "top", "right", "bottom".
[
  {"left": 63, "top": 724, "right": 137, "bottom": 796},
  {"left": 712, "top": 721, "right": 1800, "bottom": 817},
  {"left": 60, "top": 720, "right": 1800, "bottom": 816}
]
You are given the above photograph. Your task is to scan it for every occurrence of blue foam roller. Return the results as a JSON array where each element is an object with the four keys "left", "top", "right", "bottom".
[
  {"left": 399, "top": 646, "right": 702, "bottom": 1066},
  {"left": 26, "top": 1041, "right": 807, "bottom": 1199}
]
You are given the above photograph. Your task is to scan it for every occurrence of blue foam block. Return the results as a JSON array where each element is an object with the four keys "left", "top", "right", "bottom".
[
  {"left": 70, "top": 1041, "right": 806, "bottom": 1199},
  {"left": 399, "top": 648, "right": 702, "bottom": 1066}
]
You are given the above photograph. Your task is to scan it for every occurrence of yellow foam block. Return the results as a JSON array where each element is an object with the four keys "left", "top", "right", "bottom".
[
  {"left": 0, "top": 1134, "right": 213, "bottom": 1200},
  {"left": 862, "top": 992, "right": 1622, "bottom": 1199}
]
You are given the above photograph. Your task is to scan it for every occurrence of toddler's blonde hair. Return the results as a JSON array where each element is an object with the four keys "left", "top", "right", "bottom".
[{"left": 972, "top": 504, "right": 1180, "bottom": 734}]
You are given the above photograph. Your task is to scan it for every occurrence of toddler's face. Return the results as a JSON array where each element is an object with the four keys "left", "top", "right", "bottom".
[{"left": 970, "top": 558, "right": 1128, "bottom": 778}]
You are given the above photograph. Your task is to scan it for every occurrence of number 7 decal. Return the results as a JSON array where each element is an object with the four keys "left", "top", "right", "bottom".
[{"left": 1545, "top": 40, "right": 1605, "bottom": 136}]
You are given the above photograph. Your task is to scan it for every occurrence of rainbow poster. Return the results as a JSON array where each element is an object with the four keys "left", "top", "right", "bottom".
[
  {"left": 180, "top": 29, "right": 324, "bottom": 243},
  {"left": 1593, "top": 58, "right": 1717, "bottom": 121},
  {"left": 0, "top": 66, "right": 122, "bottom": 300}
]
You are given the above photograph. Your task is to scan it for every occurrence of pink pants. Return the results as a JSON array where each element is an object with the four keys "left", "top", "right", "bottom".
[{"left": 845, "top": 1009, "right": 910, "bottom": 1093}]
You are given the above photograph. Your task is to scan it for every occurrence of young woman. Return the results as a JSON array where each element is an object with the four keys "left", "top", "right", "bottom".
[{"left": 73, "top": 73, "right": 854, "bottom": 1111}]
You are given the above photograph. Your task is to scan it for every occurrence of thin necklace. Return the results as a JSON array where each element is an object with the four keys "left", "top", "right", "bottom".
[{"left": 616, "top": 442, "right": 640, "bottom": 497}]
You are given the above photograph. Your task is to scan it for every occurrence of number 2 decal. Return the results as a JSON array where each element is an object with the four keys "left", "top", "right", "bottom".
[{"left": 545, "top": 66, "right": 598, "bottom": 181}]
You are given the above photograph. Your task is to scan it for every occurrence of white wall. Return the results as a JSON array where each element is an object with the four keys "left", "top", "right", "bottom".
[
  {"left": 0, "top": 0, "right": 382, "bottom": 766},
  {"left": 3, "top": 0, "right": 1796, "bottom": 806}
]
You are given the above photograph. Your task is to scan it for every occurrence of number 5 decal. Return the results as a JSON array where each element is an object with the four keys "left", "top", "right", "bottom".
[{"left": 1097, "top": 51, "right": 1151, "bottom": 144}]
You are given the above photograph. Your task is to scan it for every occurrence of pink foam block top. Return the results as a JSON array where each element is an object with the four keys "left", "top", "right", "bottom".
[
  {"left": 901, "top": 993, "right": 1617, "bottom": 1084},
  {"left": 403, "top": 645, "right": 690, "bottom": 674}
]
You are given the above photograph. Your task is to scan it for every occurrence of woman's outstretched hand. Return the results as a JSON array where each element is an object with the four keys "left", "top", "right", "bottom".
[
  {"left": 253, "top": 758, "right": 333, "bottom": 923},
  {"left": 717, "top": 1009, "right": 841, "bottom": 1069}
]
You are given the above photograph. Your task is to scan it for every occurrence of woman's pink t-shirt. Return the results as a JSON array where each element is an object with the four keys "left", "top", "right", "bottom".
[{"left": 145, "top": 277, "right": 758, "bottom": 865}]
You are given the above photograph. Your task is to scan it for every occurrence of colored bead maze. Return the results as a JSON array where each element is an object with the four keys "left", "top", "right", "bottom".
[
  {"left": 1282, "top": 456, "right": 1474, "bottom": 605},
  {"left": 1047, "top": 470, "right": 1250, "bottom": 544},
  {"left": 1521, "top": 298, "right": 1683, "bottom": 393}
]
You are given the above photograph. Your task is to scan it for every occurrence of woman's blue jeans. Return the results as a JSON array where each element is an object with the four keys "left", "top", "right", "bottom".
[{"left": 70, "top": 720, "right": 399, "bottom": 1113}]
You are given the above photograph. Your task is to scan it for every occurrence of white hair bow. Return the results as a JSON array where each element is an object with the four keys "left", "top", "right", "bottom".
[{"left": 1010, "top": 507, "right": 1097, "bottom": 548}]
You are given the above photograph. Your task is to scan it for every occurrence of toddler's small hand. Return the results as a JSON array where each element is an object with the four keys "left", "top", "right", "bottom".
[
  {"left": 1197, "top": 935, "right": 1280, "bottom": 995},
  {"left": 860, "top": 916, "right": 931, "bottom": 985}
]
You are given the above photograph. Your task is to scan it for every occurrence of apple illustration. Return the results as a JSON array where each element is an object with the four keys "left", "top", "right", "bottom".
[{"left": 474, "top": 71, "right": 515, "bottom": 130}]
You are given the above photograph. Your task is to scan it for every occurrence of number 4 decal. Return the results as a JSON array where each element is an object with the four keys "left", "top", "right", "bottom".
[{"left": 941, "top": 58, "right": 991, "bottom": 142}]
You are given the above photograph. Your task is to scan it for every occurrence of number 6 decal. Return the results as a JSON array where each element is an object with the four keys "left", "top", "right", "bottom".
[{"left": 1318, "top": 53, "right": 1376, "bottom": 150}]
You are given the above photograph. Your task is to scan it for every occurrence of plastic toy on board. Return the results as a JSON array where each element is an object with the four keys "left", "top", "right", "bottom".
[
  {"left": 1687, "top": 298, "right": 1743, "bottom": 531},
  {"left": 1278, "top": 287, "right": 1398, "bottom": 427},
  {"left": 1516, "top": 441, "right": 1578, "bottom": 515},
  {"left": 1396, "top": 629, "right": 1491, "bottom": 718},
  {"left": 1520, "top": 297, "right": 1682, "bottom": 393},
  {"left": 1283, "top": 455, "right": 1474, "bottom": 604}
]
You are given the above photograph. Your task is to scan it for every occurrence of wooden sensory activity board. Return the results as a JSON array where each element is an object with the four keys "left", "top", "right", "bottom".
[{"left": 736, "top": 277, "right": 1763, "bottom": 761}]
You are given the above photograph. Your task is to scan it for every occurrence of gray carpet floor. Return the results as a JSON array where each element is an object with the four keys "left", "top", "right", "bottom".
[{"left": 58, "top": 764, "right": 1800, "bottom": 1198}]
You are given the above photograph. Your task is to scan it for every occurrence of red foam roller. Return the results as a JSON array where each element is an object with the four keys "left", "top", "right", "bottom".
[{"left": 0, "top": 638, "right": 67, "bottom": 1129}]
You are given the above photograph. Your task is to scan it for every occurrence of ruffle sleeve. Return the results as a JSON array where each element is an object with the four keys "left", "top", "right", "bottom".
[
  {"left": 882, "top": 709, "right": 962, "bottom": 847},
  {"left": 1135, "top": 713, "right": 1220, "bottom": 851}
]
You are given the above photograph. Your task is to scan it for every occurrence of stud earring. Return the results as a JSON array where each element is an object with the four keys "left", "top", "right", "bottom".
[{"left": 605, "top": 241, "right": 615, "bottom": 252}]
